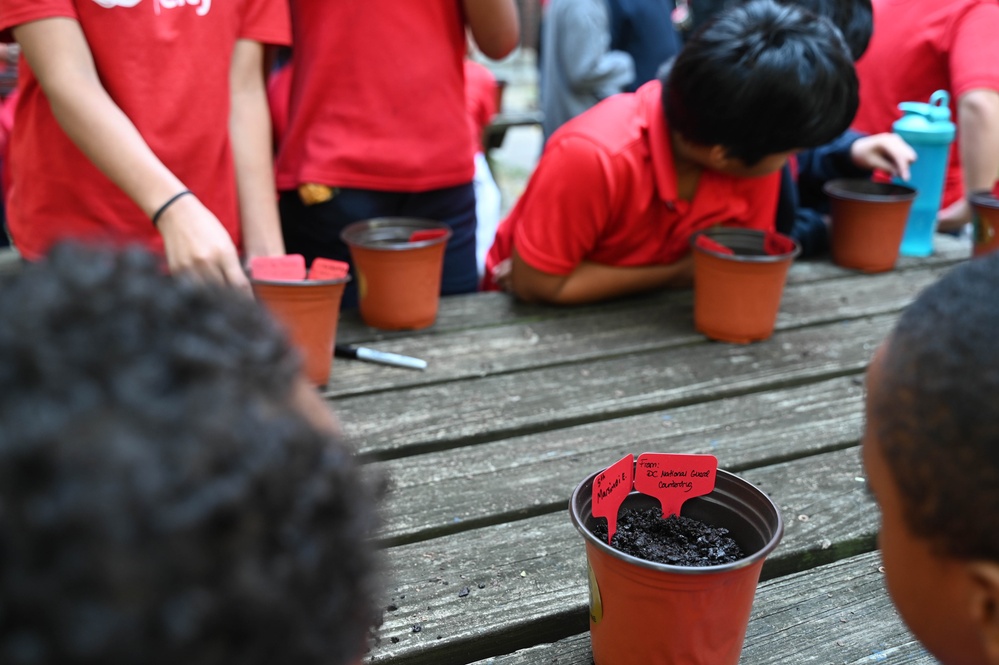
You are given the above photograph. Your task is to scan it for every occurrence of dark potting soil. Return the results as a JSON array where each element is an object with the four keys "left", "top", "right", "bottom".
[{"left": 593, "top": 508, "right": 744, "bottom": 566}]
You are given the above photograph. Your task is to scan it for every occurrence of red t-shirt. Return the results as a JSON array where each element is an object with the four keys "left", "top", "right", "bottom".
[
  {"left": 0, "top": 0, "right": 290, "bottom": 260},
  {"left": 483, "top": 80, "right": 780, "bottom": 289},
  {"left": 852, "top": 0, "right": 999, "bottom": 208},
  {"left": 275, "top": 0, "right": 475, "bottom": 193},
  {"left": 464, "top": 59, "right": 498, "bottom": 159}
]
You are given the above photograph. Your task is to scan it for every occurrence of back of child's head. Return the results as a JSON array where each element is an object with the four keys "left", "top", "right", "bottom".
[
  {"left": 663, "top": 0, "right": 858, "bottom": 166},
  {"left": 0, "top": 244, "right": 382, "bottom": 665},
  {"left": 790, "top": 0, "right": 872, "bottom": 60},
  {"left": 874, "top": 253, "right": 999, "bottom": 563}
]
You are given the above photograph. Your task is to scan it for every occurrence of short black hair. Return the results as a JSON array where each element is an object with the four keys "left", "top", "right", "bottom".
[
  {"left": 875, "top": 253, "right": 999, "bottom": 561},
  {"left": 789, "top": 0, "right": 872, "bottom": 60},
  {"left": 0, "top": 244, "right": 382, "bottom": 664},
  {"left": 664, "top": 0, "right": 858, "bottom": 165}
]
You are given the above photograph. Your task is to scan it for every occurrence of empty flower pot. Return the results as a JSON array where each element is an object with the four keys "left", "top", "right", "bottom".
[
  {"left": 824, "top": 179, "right": 917, "bottom": 272},
  {"left": 341, "top": 218, "right": 452, "bottom": 330},
  {"left": 971, "top": 191, "right": 999, "bottom": 258},
  {"left": 570, "top": 467, "right": 784, "bottom": 665},
  {"left": 690, "top": 228, "right": 800, "bottom": 344},
  {"left": 251, "top": 275, "right": 350, "bottom": 387}
]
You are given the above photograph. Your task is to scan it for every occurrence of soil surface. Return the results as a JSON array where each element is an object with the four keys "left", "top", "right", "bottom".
[{"left": 593, "top": 508, "right": 744, "bottom": 566}]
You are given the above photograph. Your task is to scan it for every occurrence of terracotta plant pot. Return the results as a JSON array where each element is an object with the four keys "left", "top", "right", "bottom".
[
  {"left": 251, "top": 276, "right": 350, "bottom": 387},
  {"left": 570, "top": 468, "right": 784, "bottom": 665},
  {"left": 823, "top": 179, "right": 917, "bottom": 273},
  {"left": 690, "top": 228, "right": 800, "bottom": 344},
  {"left": 341, "top": 218, "right": 452, "bottom": 331},
  {"left": 971, "top": 191, "right": 999, "bottom": 258}
]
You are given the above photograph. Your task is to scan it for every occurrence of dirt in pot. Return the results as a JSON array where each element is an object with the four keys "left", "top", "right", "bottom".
[{"left": 592, "top": 507, "right": 744, "bottom": 566}]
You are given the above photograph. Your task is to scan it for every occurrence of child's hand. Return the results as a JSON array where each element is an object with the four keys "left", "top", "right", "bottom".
[
  {"left": 492, "top": 258, "right": 513, "bottom": 292},
  {"left": 157, "top": 193, "right": 251, "bottom": 293},
  {"left": 850, "top": 133, "right": 917, "bottom": 182}
]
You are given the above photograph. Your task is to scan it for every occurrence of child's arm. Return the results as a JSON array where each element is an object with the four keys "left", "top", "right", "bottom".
[
  {"left": 463, "top": 0, "right": 520, "bottom": 60},
  {"left": 938, "top": 88, "right": 999, "bottom": 231},
  {"left": 14, "top": 18, "right": 248, "bottom": 290},
  {"left": 508, "top": 248, "right": 693, "bottom": 305},
  {"left": 229, "top": 38, "right": 284, "bottom": 261}
]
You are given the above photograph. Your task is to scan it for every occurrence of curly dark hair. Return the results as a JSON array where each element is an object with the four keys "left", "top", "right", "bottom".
[
  {"left": 875, "top": 253, "right": 999, "bottom": 561},
  {"left": 664, "top": 0, "right": 858, "bottom": 166},
  {"left": 0, "top": 244, "right": 382, "bottom": 665}
]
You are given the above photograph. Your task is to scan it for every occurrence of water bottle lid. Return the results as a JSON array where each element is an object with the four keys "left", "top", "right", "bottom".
[{"left": 894, "top": 90, "right": 956, "bottom": 141}]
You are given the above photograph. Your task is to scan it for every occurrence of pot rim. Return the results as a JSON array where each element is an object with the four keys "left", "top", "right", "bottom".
[
  {"left": 341, "top": 217, "right": 453, "bottom": 251},
  {"left": 823, "top": 178, "right": 917, "bottom": 203},
  {"left": 570, "top": 467, "right": 784, "bottom": 575},
  {"left": 690, "top": 228, "right": 801, "bottom": 263},
  {"left": 970, "top": 191, "right": 999, "bottom": 210}
]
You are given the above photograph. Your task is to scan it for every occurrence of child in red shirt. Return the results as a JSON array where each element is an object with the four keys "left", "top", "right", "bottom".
[
  {"left": 0, "top": 0, "right": 290, "bottom": 290},
  {"left": 275, "top": 1, "right": 519, "bottom": 309},
  {"left": 485, "top": 0, "right": 859, "bottom": 304}
]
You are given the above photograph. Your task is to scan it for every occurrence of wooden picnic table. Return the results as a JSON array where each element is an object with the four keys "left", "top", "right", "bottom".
[{"left": 331, "top": 237, "right": 970, "bottom": 665}]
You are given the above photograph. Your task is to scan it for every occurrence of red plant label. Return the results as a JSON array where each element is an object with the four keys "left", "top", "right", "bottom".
[
  {"left": 634, "top": 453, "right": 718, "bottom": 517},
  {"left": 250, "top": 254, "right": 306, "bottom": 282},
  {"left": 592, "top": 454, "right": 634, "bottom": 543},
  {"left": 409, "top": 229, "right": 449, "bottom": 243},
  {"left": 308, "top": 258, "right": 350, "bottom": 281}
]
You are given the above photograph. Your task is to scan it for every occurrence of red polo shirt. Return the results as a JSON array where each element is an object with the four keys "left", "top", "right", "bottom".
[
  {"left": 852, "top": 0, "right": 999, "bottom": 209},
  {"left": 483, "top": 79, "right": 780, "bottom": 288}
]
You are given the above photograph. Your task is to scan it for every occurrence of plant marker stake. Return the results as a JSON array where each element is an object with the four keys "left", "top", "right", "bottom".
[
  {"left": 592, "top": 454, "right": 635, "bottom": 543},
  {"left": 409, "top": 229, "right": 449, "bottom": 243},
  {"left": 308, "top": 257, "right": 350, "bottom": 281},
  {"left": 634, "top": 453, "right": 718, "bottom": 518},
  {"left": 250, "top": 254, "right": 307, "bottom": 282}
]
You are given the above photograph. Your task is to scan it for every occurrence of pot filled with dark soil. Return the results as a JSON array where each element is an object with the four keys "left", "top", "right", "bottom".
[{"left": 570, "top": 465, "right": 784, "bottom": 665}]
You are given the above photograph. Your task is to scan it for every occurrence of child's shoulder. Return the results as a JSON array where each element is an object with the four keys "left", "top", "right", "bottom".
[{"left": 550, "top": 81, "right": 662, "bottom": 157}]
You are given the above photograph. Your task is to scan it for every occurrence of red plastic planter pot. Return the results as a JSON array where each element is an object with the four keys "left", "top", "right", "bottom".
[
  {"left": 824, "top": 179, "right": 917, "bottom": 273},
  {"left": 570, "top": 468, "right": 784, "bottom": 665},
  {"left": 971, "top": 191, "right": 999, "bottom": 258},
  {"left": 690, "top": 228, "right": 799, "bottom": 344},
  {"left": 341, "top": 218, "right": 451, "bottom": 331},
  {"left": 251, "top": 276, "right": 350, "bottom": 387}
]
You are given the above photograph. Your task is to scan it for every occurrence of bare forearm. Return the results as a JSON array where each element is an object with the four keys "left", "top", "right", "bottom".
[
  {"left": 958, "top": 89, "right": 999, "bottom": 194},
  {"left": 512, "top": 257, "right": 693, "bottom": 305},
  {"left": 463, "top": 0, "right": 520, "bottom": 59},
  {"left": 230, "top": 41, "right": 284, "bottom": 259}
]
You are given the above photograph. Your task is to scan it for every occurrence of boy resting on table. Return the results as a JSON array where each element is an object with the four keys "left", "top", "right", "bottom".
[
  {"left": 0, "top": 244, "right": 382, "bottom": 665},
  {"left": 863, "top": 253, "right": 999, "bottom": 665},
  {"left": 483, "top": 0, "right": 858, "bottom": 305}
]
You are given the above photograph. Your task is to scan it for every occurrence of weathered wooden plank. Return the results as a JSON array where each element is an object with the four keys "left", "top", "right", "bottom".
[
  {"left": 339, "top": 235, "right": 968, "bottom": 346},
  {"left": 338, "top": 314, "right": 892, "bottom": 460},
  {"left": 373, "top": 376, "right": 864, "bottom": 546},
  {"left": 468, "top": 552, "right": 938, "bottom": 665},
  {"left": 741, "top": 551, "right": 938, "bottom": 664},
  {"left": 365, "top": 446, "right": 879, "bottom": 665},
  {"left": 326, "top": 264, "right": 952, "bottom": 399}
]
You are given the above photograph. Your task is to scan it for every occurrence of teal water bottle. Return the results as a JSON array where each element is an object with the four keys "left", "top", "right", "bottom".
[{"left": 891, "top": 90, "right": 956, "bottom": 257}]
